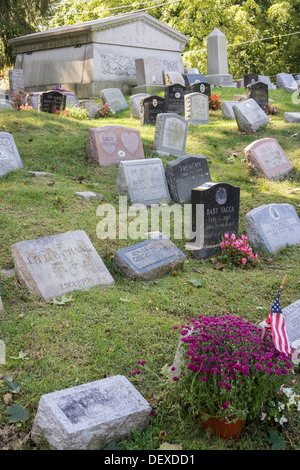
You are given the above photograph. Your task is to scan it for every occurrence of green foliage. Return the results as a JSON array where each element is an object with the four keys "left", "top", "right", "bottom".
[{"left": 6, "top": 404, "right": 29, "bottom": 423}]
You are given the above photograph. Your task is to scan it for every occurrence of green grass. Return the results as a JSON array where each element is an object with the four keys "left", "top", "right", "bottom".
[{"left": 0, "top": 87, "right": 299, "bottom": 450}]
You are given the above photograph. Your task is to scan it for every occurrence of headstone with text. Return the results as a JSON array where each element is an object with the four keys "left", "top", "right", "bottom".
[
  {"left": 31, "top": 375, "right": 150, "bottom": 450},
  {"left": 129, "top": 93, "right": 150, "bottom": 118},
  {"left": 133, "top": 56, "right": 165, "bottom": 94},
  {"left": 164, "top": 84, "right": 186, "bottom": 114},
  {"left": 100, "top": 88, "right": 128, "bottom": 112},
  {"left": 206, "top": 29, "right": 234, "bottom": 87},
  {"left": 114, "top": 238, "right": 186, "bottom": 280},
  {"left": 247, "top": 81, "right": 268, "bottom": 109},
  {"left": 38, "top": 90, "right": 66, "bottom": 113},
  {"left": 190, "top": 82, "right": 211, "bottom": 98},
  {"left": 11, "top": 230, "right": 115, "bottom": 300},
  {"left": 244, "top": 73, "right": 258, "bottom": 88},
  {"left": 116, "top": 158, "right": 171, "bottom": 205},
  {"left": 0, "top": 132, "right": 23, "bottom": 177},
  {"left": 233, "top": 99, "right": 270, "bottom": 133},
  {"left": 86, "top": 125, "right": 144, "bottom": 166},
  {"left": 244, "top": 138, "right": 293, "bottom": 179},
  {"left": 185, "top": 92, "right": 209, "bottom": 125},
  {"left": 246, "top": 203, "right": 300, "bottom": 253},
  {"left": 189, "top": 182, "right": 240, "bottom": 258},
  {"left": 165, "top": 154, "right": 211, "bottom": 203},
  {"left": 140, "top": 95, "right": 165, "bottom": 125},
  {"left": 153, "top": 113, "right": 188, "bottom": 156},
  {"left": 164, "top": 71, "right": 185, "bottom": 87}
]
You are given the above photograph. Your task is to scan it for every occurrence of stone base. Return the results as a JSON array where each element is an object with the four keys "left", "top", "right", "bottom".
[
  {"left": 205, "top": 74, "right": 235, "bottom": 87},
  {"left": 131, "top": 84, "right": 165, "bottom": 94},
  {"left": 185, "top": 244, "right": 221, "bottom": 259}
]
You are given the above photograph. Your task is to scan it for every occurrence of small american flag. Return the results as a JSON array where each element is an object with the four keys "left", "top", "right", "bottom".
[{"left": 265, "top": 290, "right": 292, "bottom": 356}]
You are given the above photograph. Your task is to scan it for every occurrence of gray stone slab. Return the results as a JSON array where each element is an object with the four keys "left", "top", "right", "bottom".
[
  {"left": 233, "top": 98, "right": 270, "bottom": 134},
  {"left": 164, "top": 71, "right": 185, "bottom": 86},
  {"left": 221, "top": 101, "right": 238, "bottom": 119},
  {"left": 165, "top": 154, "right": 211, "bottom": 203},
  {"left": 246, "top": 203, "right": 300, "bottom": 253},
  {"left": 276, "top": 73, "right": 298, "bottom": 91},
  {"left": 114, "top": 238, "right": 186, "bottom": 280},
  {"left": 81, "top": 101, "right": 101, "bottom": 118},
  {"left": 31, "top": 375, "right": 150, "bottom": 450},
  {"left": 284, "top": 112, "right": 300, "bottom": 123},
  {"left": 11, "top": 230, "right": 115, "bottom": 301},
  {"left": 205, "top": 74, "right": 234, "bottom": 87},
  {"left": 0, "top": 132, "right": 23, "bottom": 177},
  {"left": 153, "top": 113, "right": 188, "bottom": 156},
  {"left": 75, "top": 191, "right": 104, "bottom": 201},
  {"left": 282, "top": 299, "right": 300, "bottom": 346},
  {"left": 184, "top": 93, "right": 209, "bottom": 125},
  {"left": 207, "top": 28, "right": 229, "bottom": 75},
  {"left": 86, "top": 125, "right": 145, "bottom": 166},
  {"left": 8, "top": 69, "right": 24, "bottom": 93},
  {"left": 257, "top": 75, "right": 276, "bottom": 90},
  {"left": 0, "top": 100, "right": 13, "bottom": 109},
  {"left": 244, "top": 138, "right": 293, "bottom": 180},
  {"left": 129, "top": 93, "right": 150, "bottom": 118},
  {"left": 116, "top": 158, "right": 171, "bottom": 205},
  {"left": 135, "top": 56, "right": 164, "bottom": 86},
  {"left": 100, "top": 88, "right": 128, "bottom": 112}
]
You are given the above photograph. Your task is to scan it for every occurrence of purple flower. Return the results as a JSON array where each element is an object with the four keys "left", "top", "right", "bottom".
[{"left": 222, "top": 401, "right": 230, "bottom": 410}]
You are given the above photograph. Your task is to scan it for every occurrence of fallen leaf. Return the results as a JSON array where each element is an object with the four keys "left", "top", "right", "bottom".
[
  {"left": 158, "top": 442, "right": 183, "bottom": 451},
  {"left": 192, "top": 267, "right": 204, "bottom": 274},
  {"left": 213, "top": 262, "right": 226, "bottom": 270},
  {"left": 52, "top": 294, "right": 74, "bottom": 305},
  {"left": 9, "top": 351, "right": 29, "bottom": 361},
  {"left": 3, "top": 393, "right": 13, "bottom": 406},
  {"left": 187, "top": 279, "right": 203, "bottom": 287},
  {"left": 6, "top": 404, "right": 29, "bottom": 423}
]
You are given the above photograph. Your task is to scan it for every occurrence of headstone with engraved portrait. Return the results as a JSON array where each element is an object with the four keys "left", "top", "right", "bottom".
[{"left": 140, "top": 95, "right": 165, "bottom": 125}]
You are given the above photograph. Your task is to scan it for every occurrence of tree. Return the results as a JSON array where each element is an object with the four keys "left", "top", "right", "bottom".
[{"left": 0, "top": 0, "right": 54, "bottom": 69}]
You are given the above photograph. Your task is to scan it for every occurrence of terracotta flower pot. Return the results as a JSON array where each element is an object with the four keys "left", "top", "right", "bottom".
[{"left": 200, "top": 412, "right": 245, "bottom": 439}]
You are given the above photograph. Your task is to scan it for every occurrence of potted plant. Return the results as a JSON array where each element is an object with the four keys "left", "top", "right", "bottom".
[{"left": 171, "top": 315, "right": 294, "bottom": 439}]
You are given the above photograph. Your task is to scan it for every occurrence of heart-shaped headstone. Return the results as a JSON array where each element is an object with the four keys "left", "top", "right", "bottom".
[
  {"left": 121, "top": 132, "right": 139, "bottom": 155},
  {"left": 99, "top": 132, "right": 117, "bottom": 155}
]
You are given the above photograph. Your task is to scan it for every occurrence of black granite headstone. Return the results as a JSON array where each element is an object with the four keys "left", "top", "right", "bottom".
[
  {"left": 164, "top": 84, "right": 187, "bottom": 114},
  {"left": 38, "top": 90, "right": 66, "bottom": 113},
  {"left": 246, "top": 81, "right": 268, "bottom": 109},
  {"left": 165, "top": 154, "right": 211, "bottom": 203},
  {"left": 190, "top": 82, "right": 211, "bottom": 98},
  {"left": 140, "top": 95, "right": 165, "bottom": 125},
  {"left": 183, "top": 74, "right": 206, "bottom": 87},
  {"left": 190, "top": 182, "right": 240, "bottom": 258},
  {"left": 244, "top": 73, "right": 258, "bottom": 88}
]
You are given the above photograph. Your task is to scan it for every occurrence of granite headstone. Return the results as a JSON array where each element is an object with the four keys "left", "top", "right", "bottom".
[
  {"left": 164, "top": 84, "right": 186, "bottom": 114},
  {"left": 190, "top": 82, "right": 211, "bottom": 98},
  {"left": 276, "top": 73, "right": 298, "bottom": 92},
  {"left": 165, "top": 154, "right": 211, "bottom": 203},
  {"left": 164, "top": 71, "right": 185, "bottom": 87},
  {"left": 129, "top": 93, "right": 150, "bottom": 118},
  {"left": 284, "top": 112, "right": 300, "bottom": 124},
  {"left": 221, "top": 101, "right": 238, "bottom": 119},
  {"left": 11, "top": 230, "right": 115, "bottom": 300},
  {"left": 86, "top": 125, "right": 145, "bottom": 166},
  {"left": 233, "top": 98, "right": 270, "bottom": 133},
  {"left": 38, "top": 90, "right": 66, "bottom": 113},
  {"left": 114, "top": 238, "right": 186, "bottom": 280},
  {"left": 140, "top": 95, "right": 165, "bottom": 125},
  {"left": 184, "top": 92, "right": 209, "bottom": 125},
  {"left": 244, "top": 73, "right": 258, "bottom": 88},
  {"left": 100, "top": 88, "right": 128, "bottom": 112},
  {"left": 116, "top": 158, "right": 171, "bottom": 205},
  {"left": 246, "top": 203, "right": 300, "bottom": 253},
  {"left": 0, "top": 132, "right": 23, "bottom": 177},
  {"left": 152, "top": 113, "right": 188, "bottom": 156},
  {"left": 247, "top": 81, "right": 268, "bottom": 109},
  {"left": 244, "top": 138, "right": 293, "bottom": 179}
]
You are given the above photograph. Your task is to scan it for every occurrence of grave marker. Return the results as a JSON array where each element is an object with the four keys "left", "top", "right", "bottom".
[
  {"left": 247, "top": 81, "right": 268, "bottom": 109},
  {"left": 282, "top": 299, "right": 300, "bottom": 347},
  {"left": 114, "top": 238, "right": 186, "bottom": 280},
  {"left": 246, "top": 203, "right": 300, "bottom": 253},
  {"left": 116, "top": 158, "right": 171, "bottom": 205},
  {"left": 190, "top": 81, "right": 211, "bottom": 98},
  {"left": 11, "top": 230, "right": 115, "bottom": 301},
  {"left": 276, "top": 73, "right": 298, "bottom": 92},
  {"left": 165, "top": 154, "right": 211, "bottom": 203},
  {"left": 38, "top": 90, "right": 66, "bottom": 113},
  {"left": 140, "top": 95, "right": 165, "bottom": 125},
  {"left": 185, "top": 92, "right": 209, "bottom": 125},
  {"left": 221, "top": 101, "right": 238, "bottom": 119},
  {"left": 257, "top": 75, "right": 276, "bottom": 90},
  {"left": 233, "top": 98, "right": 270, "bottom": 134},
  {"left": 86, "top": 125, "right": 144, "bottom": 166},
  {"left": 190, "top": 182, "right": 240, "bottom": 258},
  {"left": 153, "top": 113, "right": 188, "bottom": 156},
  {"left": 0, "top": 132, "right": 23, "bottom": 177},
  {"left": 206, "top": 29, "right": 234, "bottom": 87},
  {"left": 164, "top": 83, "right": 186, "bottom": 114},
  {"left": 244, "top": 73, "right": 258, "bottom": 88},
  {"left": 284, "top": 112, "right": 300, "bottom": 124},
  {"left": 8, "top": 69, "right": 24, "bottom": 94},
  {"left": 164, "top": 71, "right": 185, "bottom": 87},
  {"left": 31, "top": 375, "right": 150, "bottom": 450},
  {"left": 129, "top": 93, "right": 150, "bottom": 118},
  {"left": 100, "top": 88, "right": 128, "bottom": 112},
  {"left": 244, "top": 138, "right": 293, "bottom": 180}
]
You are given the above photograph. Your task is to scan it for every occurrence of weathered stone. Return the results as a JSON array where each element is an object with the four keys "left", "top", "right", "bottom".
[
  {"left": 0, "top": 132, "right": 23, "bottom": 177},
  {"left": 31, "top": 375, "right": 150, "bottom": 450},
  {"left": 247, "top": 81, "right": 268, "bottom": 109},
  {"left": 114, "top": 238, "right": 186, "bottom": 280},
  {"left": 129, "top": 93, "right": 150, "bottom": 118},
  {"left": 164, "top": 71, "right": 185, "bottom": 86},
  {"left": 221, "top": 101, "right": 238, "bottom": 119},
  {"left": 153, "top": 113, "right": 188, "bottom": 156},
  {"left": 8, "top": 69, "right": 24, "bottom": 93},
  {"left": 140, "top": 95, "right": 165, "bottom": 125},
  {"left": 81, "top": 101, "right": 101, "bottom": 118},
  {"left": 11, "top": 230, "right": 115, "bottom": 301},
  {"left": 100, "top": 88, "right": 128, "bottom": 112},
  {"left": 116, "top": 158, "right": 171, "bottom": 205},
  {"left": 244, "top": 138, "right": 293, "bottom": 180},
  {"left": 184, "top": 93, "right": 209, "bottom": 125},
  {"left": 75, "top": 191, "right": 104, "bottom": 201},
  {"left": 246, "top": 203, "right": 300, "bottom": 253},
  {"left": 276, "top": 73, "right": 298, "bottom": 92},
  {"left": 233, "top": 99, "right": 270, "bottom": 134},
  {"left": 284, "top": 112, "right": 300, "bottom": 123}
]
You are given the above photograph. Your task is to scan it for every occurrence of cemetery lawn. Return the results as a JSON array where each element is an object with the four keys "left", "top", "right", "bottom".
[{"left": 0, "top": 87, "right": 299, "bottom": 451}]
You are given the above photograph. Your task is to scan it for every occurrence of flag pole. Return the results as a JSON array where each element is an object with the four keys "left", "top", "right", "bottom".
[{"left": 261, "top": 274, "right": 287, "bottom": 340}]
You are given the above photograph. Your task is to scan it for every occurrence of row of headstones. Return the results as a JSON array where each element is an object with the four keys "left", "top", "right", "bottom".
[{"left": 237, "top": 72, "right": 300, "bottom": 93}]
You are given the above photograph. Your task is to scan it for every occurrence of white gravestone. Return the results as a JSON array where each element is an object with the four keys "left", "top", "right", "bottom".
[
  {"left": 205, "top": 28, "right": 234, "bottom": 87},
  {"left": 233, "top": 98, "right": 270, "bottom": 134},
  {"left": 100, "top": 88, "right": 128, "bottom": 112},
  {"left": 284, "top": 113, "right": 300, "bottom": 124},
  {"left": 11, "top": 230, "right": 115, "bottom": 300},
  {"left": 0, "top": 132, "right": 23, "bottom": 177},
  {"left": 185, "top": 93, "right": 209, "bottom": 125},
  {"left": 246, "top": 203, "right": 300, "bottom": 253},
  {"left": 31, "top": 375, "right": 151, "bottom": 450},
  {"left": 153, "top": 113, "right": 188, "bottom": 156},
  {"left": 116, "top": 158, "right": 171, "bottom": 205}
]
